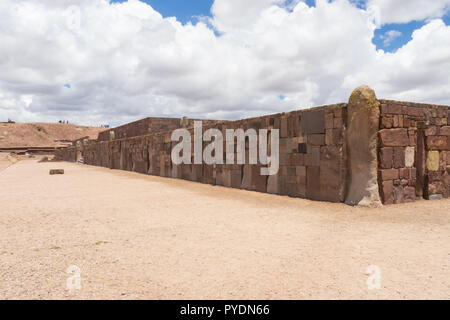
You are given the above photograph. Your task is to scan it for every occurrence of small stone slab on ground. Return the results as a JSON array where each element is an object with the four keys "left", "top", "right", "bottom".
[
  {"left": 49, "top": 169, "right": 64, "bottom": 175},
  {"left": 427, "top": 194, "right": 443, "bottom": 201}
]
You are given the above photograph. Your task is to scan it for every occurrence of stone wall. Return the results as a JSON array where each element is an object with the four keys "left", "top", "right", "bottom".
[
  {"left": 61, "top": 103, "right": 348, "bottom": 203},
  {"left": 97, "top": 117, "right": 223, "bottom": 142},
  {"left": 378, "top": 100, "right": 450, "bottom": 204},
  {"left": 56, "top": 88, "right": 450, "bottom": 206}
]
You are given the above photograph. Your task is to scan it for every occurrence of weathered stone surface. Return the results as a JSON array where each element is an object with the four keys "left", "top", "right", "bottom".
[
  {"left": 320, "top": 146, "right": 345, "bottom": 202},
  {"left": 393, "top": 147, "right": 405, "bottom": 168},
  {"left": 379, "top": 147, "right": 393, "bottom": 169},
  {"left": 230, "top": 169, "right": 242, "bottom": 188},
  {"left": 440, "top": 126, "right": 450, "bottom": 136},
  {"left": 267, "top": 174, "right": 279, "bottom": 194},
  {"left": 427, "top": 136, "right": 448, "bottom": 150},
  {"left": 301, "top": 109, "right": 325, "bottom": 134},
  {"left": 399, "top": 168, "right": 410, "bottom": 179},
  {"left": 345, "top": 86, "right": 382, "bottom": 207},
  {"left": 405, "top": 147, "right": 415, "bottom": 168},
  {"left": 280, "top": 117, "right": 288, "bottom": 138},
  {"left": 380, "top": 168, "right": 399, "bottom": 180},
  {"left": 308, "top": 134, "right": 325, "bottom": 146},
  {"left": 325, "top": 128, "right": 343, "bottom": 145},
  {"left": 251, "top": 166, "right": 267, "bottom": 193},
  {"left": 425, "top": 126, "right": 438, "bottom": 136},
  {"left": 292, "top": 153, "right": 304, "bottom": 166},
  {"left": 333, "top": 118, "right": 344, "bottom": 128},
  {"left": 426, "top": 151, "right": 440, "bottom": 171},
  {"left": 427, "top": 194, "right": 443, "bottom": 200},
  {"left": 306, "top": 166, "right": 321, "bottom": 201},
  {"left": 385, "top": 103, "right": 403, "bottom": 115},
  {"left": 379, "top": 129, "right": 409, "bottom": 147},
  {"left": 381, "top": 180, "right": 394, "bottom": 204},
  {"left": 311, "top": 147, "right": 320, "bottom": 166},
  {"left": 241, "top": 164, "right": 252, "bottom": 189},
  {"left": 49, "top": 169, "right": 64, "bottom": 175},
  {"left": 296, "top": 166, "right": 306, "bottom": 177},
  {"left": 393, "top": 186, "right": 404, "bottom": 204},
  {"left": 428, "top": 181, "right": 446, "bottom": 196},
  {"left": 404, "top": 186, "right": 416, "bottom": 202},
  {"left": 325, "top": 113, "right": 334, "bottom": 129}
]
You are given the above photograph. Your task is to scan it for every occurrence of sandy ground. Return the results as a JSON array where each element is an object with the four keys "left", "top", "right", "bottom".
[{"left": 0, "top": 159, "right": 449, "bottom": 300}]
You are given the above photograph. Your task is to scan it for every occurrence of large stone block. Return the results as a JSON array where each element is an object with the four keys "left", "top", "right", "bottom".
[
  {"left": 380, "top": 168, "right": 399, "bottom": 181},
  {"left": 404, "top": 186, "right": 416, "bottom": 202},
  {"left": 231, "top": 169, "right": 242, "bottom": 188},
  {"left": 325, "top": 113, "right": 334, "bottom": 129},
  {"left": 251, "top": 167, "right": 268, "bottom": 193},
  {"left": 308, "top": 134, "right": 325, "bottom": 146},
  {"left": 405, "top": 147, "right": 415, "bottom": 168},
  {"left": 379, "top": 147, "right": 393, "bottom": 169},
  {"left": 301, "top": 109, "right": 325, "bottom": 134},
  {"left": 345, "top": 86, "right": 382, "bottom": 207},
  {"left": 379, "top": 129, "right": 409, "bottom": 147},
  {"left": 320, "top": 146, "right": 345, "bottom": 202},
  {"left": 393, "top": 186, "right": 404, "bottom": 204},
  {"left": 393, "top": 147, "right": 405, "bottom": 168},
  {"left": 381, "top": 180, "right": 394, "bottom": 204},
  {"left": 325, "top": 128, "right": 343, "bottom": 145},
  {"left": 306, "top": 166, "right": 321, "bottom": 200},
  {"left": 427, "top": 136, "right": 448, "bottom": 150},
  {"left": 440, "top": 126, "right": 450, "bottom": 136},
  {"left": 426, "top": 151, "right": 439, "bottom": 171},
  {"left": 311, "top": 147, "right": 320, "bottom": 166}
]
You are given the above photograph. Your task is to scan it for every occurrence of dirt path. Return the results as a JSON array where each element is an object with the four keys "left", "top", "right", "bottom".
[{"left": 0, "top": 160, "right": 449, "bottom": 300}]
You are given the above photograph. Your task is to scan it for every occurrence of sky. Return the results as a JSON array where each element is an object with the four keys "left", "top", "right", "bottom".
[{"left": 0, "top": 0, "right": 449, "bottom": 127}]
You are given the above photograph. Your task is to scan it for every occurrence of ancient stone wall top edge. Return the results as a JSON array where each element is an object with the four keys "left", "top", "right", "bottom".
[{"left": 378, "top": 99, "right": 450, "bottom": 109}]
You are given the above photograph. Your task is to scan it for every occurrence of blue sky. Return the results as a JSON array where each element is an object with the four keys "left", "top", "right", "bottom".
[
  {"left": 110, "top": 0, "right": 450, "bottom": 53},
  {"left": 110, "top": 0, "right": 214, "bottom": 24}
]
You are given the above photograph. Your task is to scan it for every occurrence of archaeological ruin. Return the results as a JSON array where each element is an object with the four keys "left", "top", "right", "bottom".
[{"left": 55, "top": 86, "right": 450, "bottom": 206}]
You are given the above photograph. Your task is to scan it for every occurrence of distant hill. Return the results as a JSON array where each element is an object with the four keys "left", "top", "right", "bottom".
[{"left": 0, "top": 122, "right": 105, "bottom": 148}]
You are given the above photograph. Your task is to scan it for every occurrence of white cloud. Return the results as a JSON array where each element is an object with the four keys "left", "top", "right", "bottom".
[
  {"left": 0, "top": 0, "right": 449, "bottom": 127},
  {"left": 367, "top": 0, "right": 450, "bottom": 24},
  {"left": 380, "top": 30, "right": 402, "bottom": 46}
]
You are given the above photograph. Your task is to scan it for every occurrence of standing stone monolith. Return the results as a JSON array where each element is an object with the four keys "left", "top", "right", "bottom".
[{"left": 345, "top": 86, "right": 382, "bottom": 207}]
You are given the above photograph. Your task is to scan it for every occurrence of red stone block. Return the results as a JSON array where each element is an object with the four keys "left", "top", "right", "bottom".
[
  {"left": 386, "top": 104, "right": 403, "bottom": 115},
  {"left": 379, "top": 129, "right": 409, "bottom": 147},
  {"left": 407, "top": 107, "right": 422, "bottom": 117},
  {"left": 440, "top": 126, "right": 450, "bottom": 136},
  {"left": 425, "top": 126, "right": 438, "bottom": 136},
  {"left": 381, "top": 117, "right": 393, "bottom": 129},
  {"left": 427, "top": 136, "right": 447, "bottom": 150},
  {"left": 379, "top": 147, "right": 393, "bottom": 169},
  {"left": 393, "top": 147, "right": 405, "bottom": 168}
]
